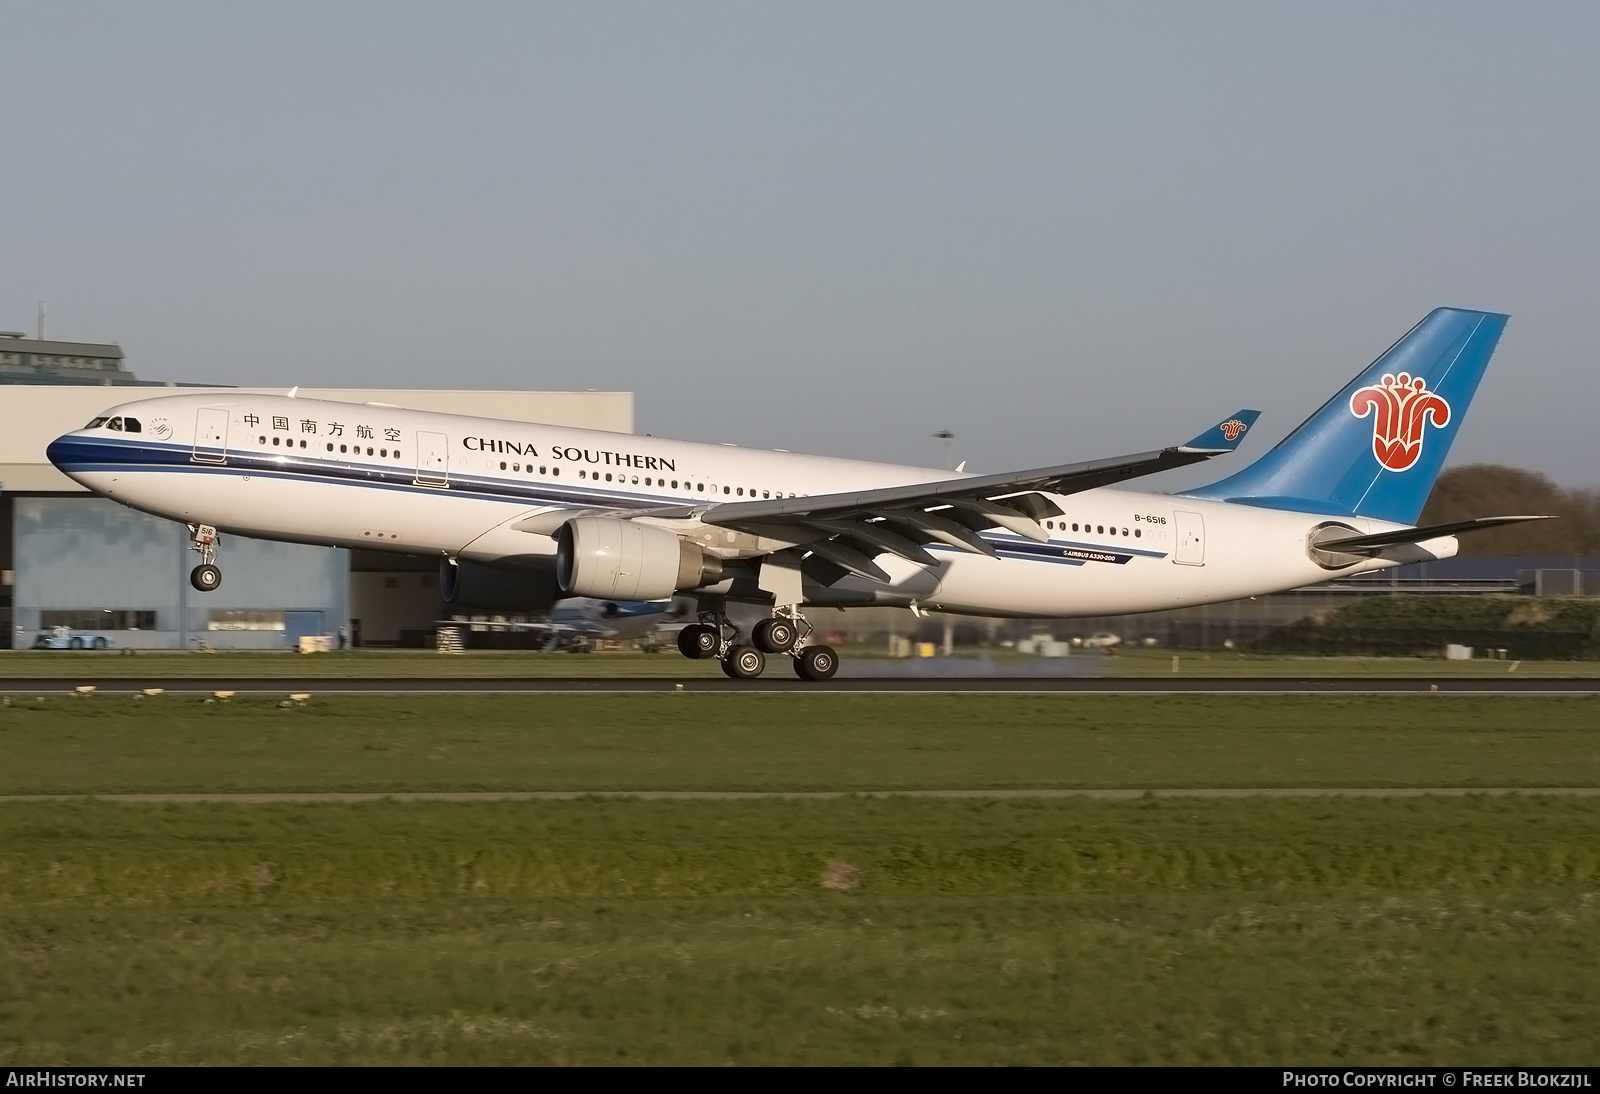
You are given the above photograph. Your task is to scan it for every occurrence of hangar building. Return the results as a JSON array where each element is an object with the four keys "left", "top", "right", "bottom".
[{"left": 0, "top": 333, "right": 630, "bottom": 649}]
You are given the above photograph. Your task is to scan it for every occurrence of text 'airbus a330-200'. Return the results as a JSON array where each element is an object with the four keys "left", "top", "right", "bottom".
[{"left": 47, "top": 308, "right": 1548, "bottom": 680}]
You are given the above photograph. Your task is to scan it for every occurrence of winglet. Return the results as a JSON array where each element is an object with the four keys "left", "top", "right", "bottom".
[{"left": 1179, "top": 409, "right": 1261, "bottom": 453}]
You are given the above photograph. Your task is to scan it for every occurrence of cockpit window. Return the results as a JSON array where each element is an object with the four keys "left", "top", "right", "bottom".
[
  {"left": 86, "top": 417, "right": 108, "bottom": 429},
  {"left": 122, "top": 417, "right": 142, "bottom": 433},
  {"left": 106, "top": 418, "right": 124, "bottom": 432}
]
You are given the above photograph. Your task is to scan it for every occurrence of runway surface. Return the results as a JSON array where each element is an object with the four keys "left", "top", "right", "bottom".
[
  {"left": 0, "top": 676, "right": 1596, "bottom": 694},
  {"left": 3, "top": 788, "right": 1597, "bottom": 804}
]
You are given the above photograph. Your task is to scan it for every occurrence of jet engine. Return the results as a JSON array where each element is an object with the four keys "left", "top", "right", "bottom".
[
  {"left": 555, "top": 517, "right": 723, "bottom": 600},
  {"left": 440, "top": 558, "right": 559, "bottom": 611}
]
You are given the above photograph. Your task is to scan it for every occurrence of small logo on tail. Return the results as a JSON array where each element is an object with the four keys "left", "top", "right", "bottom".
[
  {"left": 1220, "top": 419, "right": 1249, "bottom": 442},
  {"left": 1349, "top": 372, "right": 1451, "bottom": 472}
]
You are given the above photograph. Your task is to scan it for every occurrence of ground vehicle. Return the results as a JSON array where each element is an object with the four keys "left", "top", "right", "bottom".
[{"left": 31, "top": 626, "right": 111, "bottom": 650}]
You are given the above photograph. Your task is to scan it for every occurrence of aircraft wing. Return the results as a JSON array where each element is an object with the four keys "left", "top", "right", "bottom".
[{"left": 697, "top": 410, "right": 1260, "bottom": 583}]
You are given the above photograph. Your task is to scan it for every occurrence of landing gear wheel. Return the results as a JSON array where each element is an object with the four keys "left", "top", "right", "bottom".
[
  {"left": 721, "top": 645, "right": 766, "bottom": 679},
  {"left": 190, "top": 563, "right": 222, "bottom": 592},
  {"left": 752, "top": 617, "right": 799, "bottom": 653},
  {"left": 793, "top": 645, "right": 839, "bottom": 682},
  {"left": 678, "top": 624, "right": 720, "bottom": 660}
]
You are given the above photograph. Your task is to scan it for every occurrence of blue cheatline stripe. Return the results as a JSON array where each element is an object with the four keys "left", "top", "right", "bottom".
[
  {"left": 52, "top": 437, "right": 1169, "bottom": 565},
  {"left": 48, "top": 437, "right": 672, "bottom": 511}
]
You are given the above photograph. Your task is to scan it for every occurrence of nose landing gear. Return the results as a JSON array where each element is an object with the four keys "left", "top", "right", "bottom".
[{"left": 188, "top": 525, "right": 222, "bottom": 592}]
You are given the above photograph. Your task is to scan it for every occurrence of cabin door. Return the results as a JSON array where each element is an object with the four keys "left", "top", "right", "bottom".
[
  {"left": 415, "top": 431, "right": 449, "bottom": 486},
  {"left": 1173, "top": 510, "right": 1205, "bottom": 566},
  {"left": 191, "top": 407, "right": 229, "bottom": 464}
]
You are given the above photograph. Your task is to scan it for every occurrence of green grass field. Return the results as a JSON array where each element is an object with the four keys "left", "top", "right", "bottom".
[
  {"left": 0, "top": 693, "right": 1598, "bottom": 794},
  {"left": 2, "top": 693, "right": 1598, "bottom": 1065},
  {"left": 1, "top": 797, "right": 1596, "bottom": 1065}
]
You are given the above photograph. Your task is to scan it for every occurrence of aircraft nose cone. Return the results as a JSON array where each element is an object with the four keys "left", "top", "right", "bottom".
[{"left": 45, "top": 434, "right": 78, "bottom": 470}]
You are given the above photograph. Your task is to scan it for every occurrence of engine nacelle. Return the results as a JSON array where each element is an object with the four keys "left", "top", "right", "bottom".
[
  {"left": 555, "top": 517, "right": 722, "bottom": 600},
  {"left": 440, "top": 558, "right": 559, "bottom": 611}
]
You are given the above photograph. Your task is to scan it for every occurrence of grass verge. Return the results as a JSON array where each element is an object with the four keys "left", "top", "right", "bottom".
[
  {"left": 0, "top": 796, "right": 1595, "bottom": 1065},
  {"left": 0, "top": 694, "right": 1597, "bottom": 794}
]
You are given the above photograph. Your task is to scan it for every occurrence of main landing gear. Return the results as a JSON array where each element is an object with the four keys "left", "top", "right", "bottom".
[
  {"left": 188, "top": 524, "right": 222, "bottom": 592},
  {"left": 675, "top": 606, "right": 839, "bottom": 682}
]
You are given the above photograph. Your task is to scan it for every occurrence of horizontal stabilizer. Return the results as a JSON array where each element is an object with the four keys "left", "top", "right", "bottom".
[
  {"left": 1315, "top": 515, "right": 1555, "bottom": 554},
  {"left": 1179, "top": 410, "right": 1261, "bottom": 453}
]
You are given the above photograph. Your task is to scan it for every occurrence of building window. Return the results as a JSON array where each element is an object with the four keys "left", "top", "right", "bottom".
[
  {"left": 207, "top": 610, "right": 285, "bottom": 632},
  {"left": 40, "top": 609, "right": 156, "bottom": 630}
]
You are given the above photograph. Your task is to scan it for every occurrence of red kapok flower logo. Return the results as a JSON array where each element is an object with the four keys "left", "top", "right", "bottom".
[
  {"left": 1349, "top": 372, "right": 1451, "bottom": 472},
  {"left": 1220, "top": 419, "right": 1248, "bottom": 442}
]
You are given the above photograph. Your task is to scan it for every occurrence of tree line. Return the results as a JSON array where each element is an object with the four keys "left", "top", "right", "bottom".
[{"left": 1419, "top": 465, "right": 1600, "bottom": 557}]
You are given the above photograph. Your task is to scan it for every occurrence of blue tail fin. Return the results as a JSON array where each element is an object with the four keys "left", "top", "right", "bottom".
[{"left": 1183, "top": 308, "right": 1508, "bottom": 524}]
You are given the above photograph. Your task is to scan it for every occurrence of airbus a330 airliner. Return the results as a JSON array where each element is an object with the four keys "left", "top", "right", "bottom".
[{"left": 46, "top": 308, "right": 1544, "bottom": 680}]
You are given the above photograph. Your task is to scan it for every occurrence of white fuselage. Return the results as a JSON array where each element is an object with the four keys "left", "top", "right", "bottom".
[{"left": 48, "top": 392, "right": 1451, "bottom": 618}]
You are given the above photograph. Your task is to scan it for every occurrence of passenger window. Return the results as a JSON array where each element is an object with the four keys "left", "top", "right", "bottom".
[{"left": 1097, "top": 525, "right": 1104, "bottom": 534}]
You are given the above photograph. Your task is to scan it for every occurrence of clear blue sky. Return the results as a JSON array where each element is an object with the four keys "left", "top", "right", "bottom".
[{"left": 4, "top": 2, "right": 1597, "bottom": 485}]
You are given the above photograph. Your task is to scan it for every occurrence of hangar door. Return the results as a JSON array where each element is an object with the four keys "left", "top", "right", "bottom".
[
  {"left": 284, "top": 611, "right": 325, "bottom": 647},
  {"left": 1173, "top": 510, "right": 1205, "bottom": 566},
  {"left": 191, "top": 408, "right": 229, "bottom": 464}
]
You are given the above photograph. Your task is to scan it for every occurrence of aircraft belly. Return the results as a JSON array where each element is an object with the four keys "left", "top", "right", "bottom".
[
  {"left": 924, "top": 536, "right": 1332, "bottom": 619},
  {"left": 94, "top": 467, "right": 521, "bottom": 557}
]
